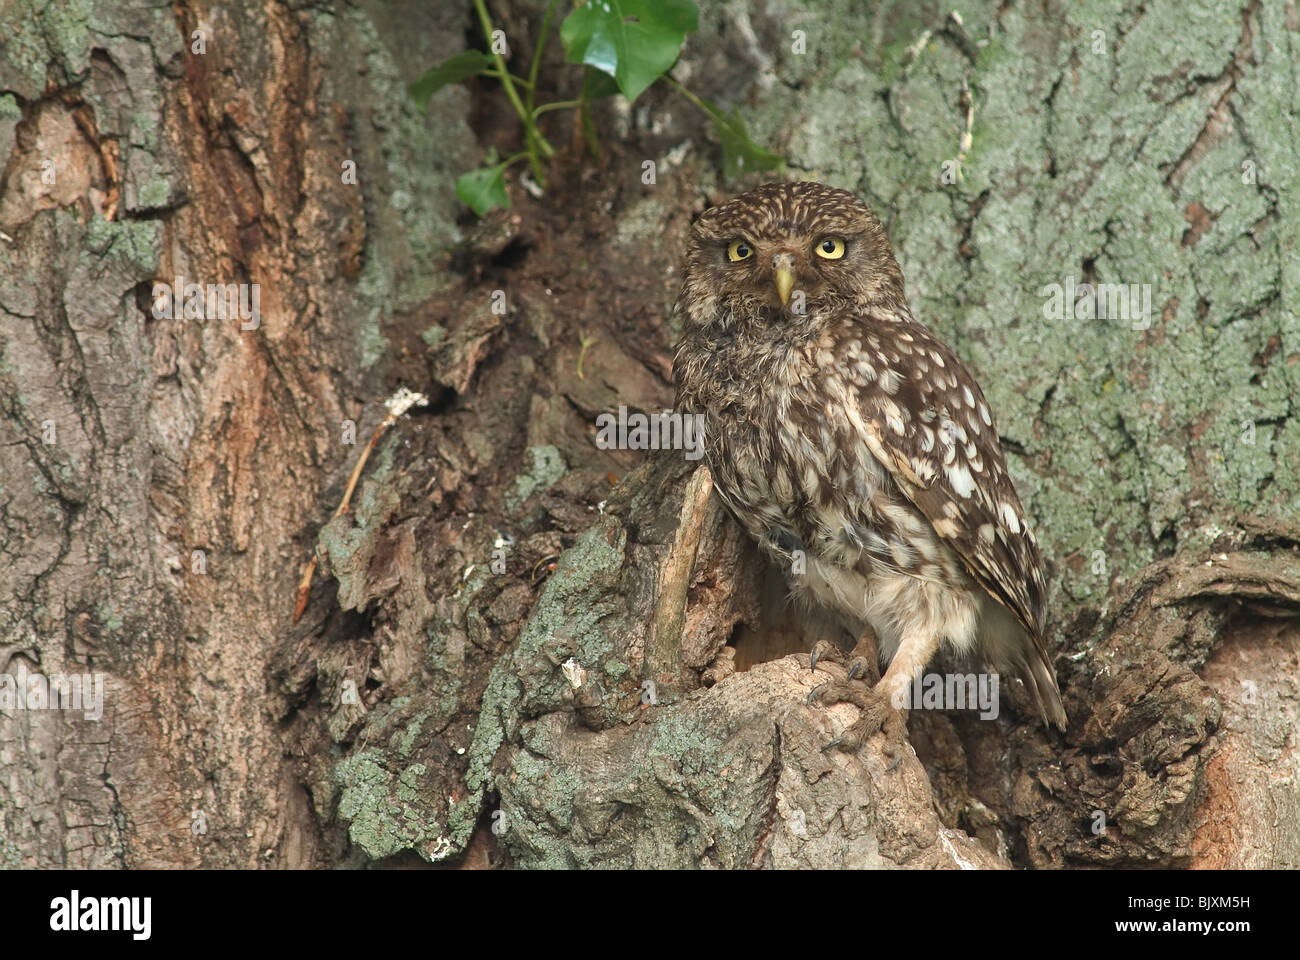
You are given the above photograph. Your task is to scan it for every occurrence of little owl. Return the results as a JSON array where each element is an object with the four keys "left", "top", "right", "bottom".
[{"left": 672, "top": 181, "right": 1066, "bottom": 751}]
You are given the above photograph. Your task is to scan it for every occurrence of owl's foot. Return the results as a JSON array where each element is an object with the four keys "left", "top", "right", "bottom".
[
  {"left": 808, "top": 639, "right": 872, "bottom": 683},
  {"left": 806, "top": 679, "right": 908, "bottom": 767}
]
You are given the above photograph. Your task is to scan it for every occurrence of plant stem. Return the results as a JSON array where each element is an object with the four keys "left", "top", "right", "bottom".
[
  {"left": 523, "top": 0, "right": 558, "bottom": 185},
  {"left": 473, "top": 0, "right": 553, "bottom": 184},
  {"left": 489, "top": 69, "right": 533, "bottom": 89},
  {"left": 532, "top": 99, "right": 580, "bottom": 119},
  {"left": 579, "top": 67, "right": 600, "bottom": 158},
  {"left": 526, "top": 0, "right": 558, "bottom": 115},
  {"left": 663, "top": 75, "right": 713, "bottom": 118}
]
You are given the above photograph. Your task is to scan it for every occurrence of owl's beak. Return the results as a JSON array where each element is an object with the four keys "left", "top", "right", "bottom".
[{"left": 772, "top": 254, "right": 797, "bottom": 306}]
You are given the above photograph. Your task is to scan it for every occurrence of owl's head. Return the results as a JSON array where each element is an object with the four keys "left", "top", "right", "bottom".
[{"left": 678, "top": 181, "right": 907, "bottom": 332}]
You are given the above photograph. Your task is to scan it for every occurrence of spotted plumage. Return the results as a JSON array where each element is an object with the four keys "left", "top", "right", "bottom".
[{"left": 672, "top": 181, "right": 1065, "bottom": 731}]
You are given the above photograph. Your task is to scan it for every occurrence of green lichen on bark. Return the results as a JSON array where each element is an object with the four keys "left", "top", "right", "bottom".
[
  {"left": 465, "top": 512, "right": 634, "bottom": 807},
  {"left": 505, "top": 444, "right": 568, "bottom": 515},
  {"left": 332, "top": 674, "right": 481, "bottom": 862},
  {"left": 306, "top": 4, "right": 478, "bottom": 368},
  {"left": 335, "top": 745, "right": 458, "bottom": 861}
]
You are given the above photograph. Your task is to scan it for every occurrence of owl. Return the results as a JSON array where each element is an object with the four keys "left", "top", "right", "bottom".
[{"left": 672, "top": 181, "right": 1066, "bottom": 751}]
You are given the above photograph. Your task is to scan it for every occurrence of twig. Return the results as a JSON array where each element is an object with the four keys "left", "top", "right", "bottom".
[{"left": 292, "top": 388, "right": 429, "bottom": 624}]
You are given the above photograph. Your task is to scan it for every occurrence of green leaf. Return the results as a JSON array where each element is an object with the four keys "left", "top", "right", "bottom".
[
  {"left": 560, "top": 0, "right": 699, "bottom": 103},
  {"left": 456, "top": 164, "right": 509, "bottom": 216},
  {"left": 693, "top": 96, "right": 784, "bottom": 177},
  {"left": 581, "top": 65, "right": 621, "bottom": 101},
  {"left": 410, "top": 51, "right": 495, "bottom": 110}
]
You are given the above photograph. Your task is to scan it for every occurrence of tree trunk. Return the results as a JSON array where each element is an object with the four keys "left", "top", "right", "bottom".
[{"left": 1, "top": 0, "right": 1296, "bottom": 869}]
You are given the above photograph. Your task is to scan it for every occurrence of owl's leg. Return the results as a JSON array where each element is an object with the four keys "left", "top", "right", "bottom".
[{"left": 875, "top": 631, "right": 942, "bottom": 710}]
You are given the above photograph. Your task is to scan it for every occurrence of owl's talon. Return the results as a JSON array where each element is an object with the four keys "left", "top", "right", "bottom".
[
  {"left": 820, "top": 737, "right": 844, "bottom": 753},
  {"left": 845, "top": 660, "right": 865, "bottom": 682},
  {"left": 806, "top": 682, "right": 829, "bottom": 707},
  {"left": 808, "top": 639, "right": 843, "bottom": 674}
]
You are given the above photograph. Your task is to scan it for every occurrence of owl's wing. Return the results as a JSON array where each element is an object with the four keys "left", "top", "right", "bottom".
[{"left": 847, "top": 317, "right": 1047, "bottom": 642}]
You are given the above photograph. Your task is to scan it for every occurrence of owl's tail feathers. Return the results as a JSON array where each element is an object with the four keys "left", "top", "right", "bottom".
[
  {"left": 980, "top": 595, "right": 1067, "bottom": 730},
  {"left": 1023, "top": 648, "right": 1068, "bottom": 732}
]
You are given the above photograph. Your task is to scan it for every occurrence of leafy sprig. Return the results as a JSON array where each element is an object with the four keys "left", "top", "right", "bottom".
[{"left": 411, "top": 0, "right": 783, "bottom": 214}]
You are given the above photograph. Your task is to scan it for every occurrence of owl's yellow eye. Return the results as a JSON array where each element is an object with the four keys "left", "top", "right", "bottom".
[
  {"left": 815, "top": 237, "right": 846, "bottom": 259},
  {"left": 727, "top": 240, "right": 753, "bottom": 262}
]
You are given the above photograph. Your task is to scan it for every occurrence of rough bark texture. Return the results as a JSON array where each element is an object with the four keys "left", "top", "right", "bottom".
[{"left": 1, "top": 0, "right": 1297, "bottom": 869}]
